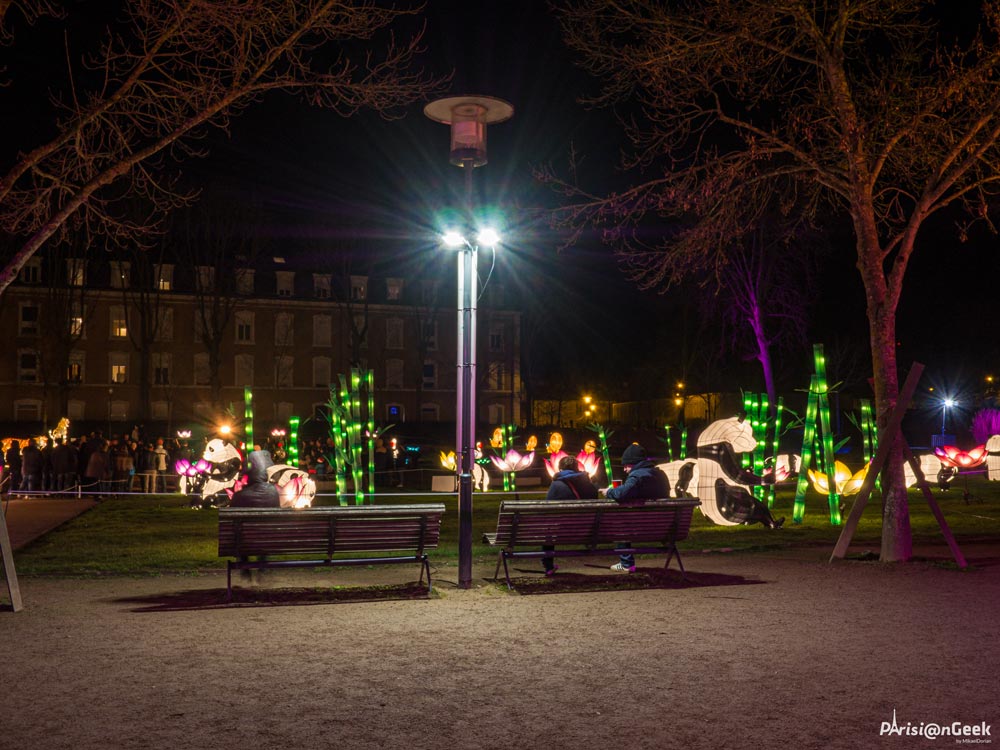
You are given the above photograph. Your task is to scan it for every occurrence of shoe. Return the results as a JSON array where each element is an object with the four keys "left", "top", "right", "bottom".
[
  {"left": 610, "top": 562, "right": 636, "bottom": 573},
  {"left": 545, "top": 565, "right": 559, "bottom": 577}
]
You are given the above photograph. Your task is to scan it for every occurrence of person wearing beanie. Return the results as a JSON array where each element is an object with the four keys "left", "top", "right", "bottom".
[
  {"left": 542, "top": 455, "right": 599, "bottom": 575},
  {"left": 600, "top": 442, "right": 671, "bottom": 572}
]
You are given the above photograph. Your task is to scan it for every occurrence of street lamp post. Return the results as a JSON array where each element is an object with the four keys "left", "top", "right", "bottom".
[
  {"left": 425, "top": 95, "right": 513, "bottom": 589},
  {"left": 941, "top": 398, "right": 955, "bottom": 435}
]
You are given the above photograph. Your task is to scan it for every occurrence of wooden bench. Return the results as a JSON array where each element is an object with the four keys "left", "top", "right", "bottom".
[
  {"left": 218, "top": 504, "right": 445, "bottom": 601},
  {"left": 483, "top": 499, "right": 700, "bottom": 589}
]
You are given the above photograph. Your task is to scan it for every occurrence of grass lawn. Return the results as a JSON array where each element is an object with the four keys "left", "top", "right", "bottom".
[{"left": 11, "top": 476, "right": 1000, "bottom": 575}]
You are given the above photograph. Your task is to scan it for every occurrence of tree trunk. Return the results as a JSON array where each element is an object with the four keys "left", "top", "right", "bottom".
[{"left": 856, "top": 223, "right": 912, "bottom": 563}]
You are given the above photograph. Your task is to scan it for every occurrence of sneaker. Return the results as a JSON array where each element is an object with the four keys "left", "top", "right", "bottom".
[
  {"left": 610, "top": 562, "right": 636, "bottom": 573},
  {"left": 545, "top": 565, "right": 559, "bottom": 577}
]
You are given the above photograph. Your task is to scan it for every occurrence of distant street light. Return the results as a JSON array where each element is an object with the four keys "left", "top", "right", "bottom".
[
  {"left": 941, "top": 398, "right": 956, "bottom": 435},
  {"left": 425, "top": 94, "right": 513, "bottom": 590}
]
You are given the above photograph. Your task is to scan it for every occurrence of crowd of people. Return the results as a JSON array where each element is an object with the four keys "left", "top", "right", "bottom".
[{"left": 0, "top": 427, "right": 192, "bottom": 497}]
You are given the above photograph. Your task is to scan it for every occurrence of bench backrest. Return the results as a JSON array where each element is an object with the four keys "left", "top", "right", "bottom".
[
  {"left": 219, "top": 504, "right": 445, "bottom": 558},
  {"left": 491, "top": 499, "right": 699, "bottom": 548}
]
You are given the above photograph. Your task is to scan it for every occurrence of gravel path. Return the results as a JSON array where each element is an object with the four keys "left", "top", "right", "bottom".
[{"left": 3, "top": 545, "right": 998, "bottom": 750}]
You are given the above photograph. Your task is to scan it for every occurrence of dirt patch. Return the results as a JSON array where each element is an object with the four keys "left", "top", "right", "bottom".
[{"left": 2, "top": 547, "right": 998, "bottom": 749}]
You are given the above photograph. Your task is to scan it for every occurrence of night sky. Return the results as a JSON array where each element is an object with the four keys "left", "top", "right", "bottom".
[{"left": 5, "top": 1, "right": 999, "bottom": 410}]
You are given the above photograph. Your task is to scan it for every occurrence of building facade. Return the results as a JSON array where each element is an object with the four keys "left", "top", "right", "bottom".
[{"left": 0, "top": 251, "right": 525, "bottom": 439}]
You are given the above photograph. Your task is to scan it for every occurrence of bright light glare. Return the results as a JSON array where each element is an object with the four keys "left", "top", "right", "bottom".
[
  {"left": 944, "top": 398, "right": 956, "bottom": 408},
  {"left": 477, "top": 227, "right": 500, "bottom": 246},
  {"left": 443, "top": 231, "right": 465, "bottom": 247}
]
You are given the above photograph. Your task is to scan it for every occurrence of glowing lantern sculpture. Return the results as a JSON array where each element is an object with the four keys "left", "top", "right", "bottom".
[
  {"left": 440, "top": 451, "right": 457, "bottom": 472},
  {"left": 933, "top": 444, "right": 988, "bottom": 469},
  {"left": 576, "top": 449, "right": 601, "bottom": 479},
  {"left": 544, "top": 450, "right": 569, "bottom": 477},
  {"left": 490, "top": 449, "right": 535, "bottom": 474},
  {"left": 525, "top": 435, "right": 538, "bottom": 451},
  {"left": 793, "top": 344, "right": 841, "bottom": 524},
  {"left": 586, "top": 423, "right": 615, "bottom": 485},
  {"left": 986, "top": 435, "right": 1000, "bottom": 481},
  {"left": 808, "top": 461, "right": 869, "bottom": 497}
]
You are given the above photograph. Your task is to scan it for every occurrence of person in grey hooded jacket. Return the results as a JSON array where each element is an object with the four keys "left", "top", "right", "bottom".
[{"left": 230, "top": 450, "right": 280, "bottom": 508}]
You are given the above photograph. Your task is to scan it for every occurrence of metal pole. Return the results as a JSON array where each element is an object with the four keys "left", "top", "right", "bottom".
[{"left": 456, "top": 161, "right": 478, "bottom": 589}]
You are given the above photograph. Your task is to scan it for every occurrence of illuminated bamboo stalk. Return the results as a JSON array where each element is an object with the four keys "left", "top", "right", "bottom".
[
  {"left": 679, "top": 426, "right": 687, "bottom": 460},
  {"left": 598, "top": 425, "right": 614, "bottom": 484},
  {"left": 366, "top": 369, "right": 375, "bottom": 500},
  {"left": 288, "top": 416, "right": 300, "bottom": 467},
  {"left": 814, "top": 345, "right": 841, "bottom": 525},
  {"left": 793, "top": 376, "right": 820, "bottom": 523},
  {"left": 664, "top": 425, "right": 674, "bottom": 461},
  {"left": 243, "top": 387, "right": 254, "bottom": 453},
  {"left": 350, "top": 369, "right": 364, "bottom": 505}
]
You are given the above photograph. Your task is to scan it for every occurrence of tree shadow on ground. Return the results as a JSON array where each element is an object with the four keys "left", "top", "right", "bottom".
[
  {"left": 498, "top": 564, "right": 766, "bottom": 595},
  {"left": 112, "top": 582, "right": 433, "bottom": 612}
]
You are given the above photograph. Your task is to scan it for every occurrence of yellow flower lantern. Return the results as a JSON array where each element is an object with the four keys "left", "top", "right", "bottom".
[
  {"left": 548, "top": 432, "right": 563, "bottom": 454},
  {"left": 525, "top": 435, "right": 537, "bottom": 451},
  {"left": 808, "top": 461, "right": 869, "bottom": 496},
  {"left": 439, "top": 451, "right": 457, "bottom": 472}
]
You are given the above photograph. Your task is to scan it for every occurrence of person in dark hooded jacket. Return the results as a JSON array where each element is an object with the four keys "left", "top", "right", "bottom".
[
  {"left": 600, "top": 443, "right": 671, "bottom": 572},
  {"left": 541, "top": 455, "right": 599, "bottom": 575},
  {"left": 230, "top": 450, "right": 281, "bottom": 508}
]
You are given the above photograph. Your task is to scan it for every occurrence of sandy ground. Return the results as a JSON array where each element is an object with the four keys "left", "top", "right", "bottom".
[{"left": 2, "top": 544, "right": 998, "bottom": 750}]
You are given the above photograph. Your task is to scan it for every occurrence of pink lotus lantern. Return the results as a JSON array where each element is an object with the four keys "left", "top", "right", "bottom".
[
  {"left": 576, "top": 449, "right": 601, "bottom": 479},
  {"left": 544, "top": 450, "right": 569, "bottom": 477},
  {"left": 933, "top": 444, "right": 988, "bottom": 469},
  {"left": 491, "top": 449, "right": 535, "bottom": 473}
]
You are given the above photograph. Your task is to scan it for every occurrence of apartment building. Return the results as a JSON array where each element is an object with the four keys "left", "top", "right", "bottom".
[{"left": 0, "top": 250, "right": 524, "bottom": 438}]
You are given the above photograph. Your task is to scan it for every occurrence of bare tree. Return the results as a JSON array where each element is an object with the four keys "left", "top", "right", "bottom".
[
  {"left": 547, "top": 0, "right": 1000, "bottom": 562},
  {"left": 174, "top": 199, "right": 269, "bottom": 409},
  {"left": 35, "top": 238, "right": 95, "bottom": 426},
  {"left": 118, "top": 243, "right": 168, "bottom": 422},
  {"left": 0, "top": 0, "right": 445, "bottom": 296}
]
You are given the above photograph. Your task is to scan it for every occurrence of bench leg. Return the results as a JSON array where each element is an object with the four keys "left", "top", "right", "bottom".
[
  {"left": 501, "top": 552, "right": 513, "bottom": 591},
  {"left": 226, "top": 562, "right": 233, "bottom": 603},
  {"left": 420, "top": 555, "right": 433, "bottom": 593},
  {"left": 664, "top": 545, "right": 687, "bottom": 581},
  {"left": 493, "top": 551, "right": 504, "bottom": 582}
]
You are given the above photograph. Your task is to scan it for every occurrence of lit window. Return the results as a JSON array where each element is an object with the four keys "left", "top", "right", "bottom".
[
  {"left": 67, "top": 351, "right": 85, "bottom": 383},
  {"left": 110, "top": 352, "right": 128, "bottom": 384},
  {"left": 69, "top": 301, "right": 84, "bottom": 337},
  {"left": 155, "top": 264, "right": 173, "bottom": 291},
  {"left": 109, "top": 307, "right": 128, "bottom": 338},
  {"left": 488, "top": 362, "right": 507, "bottom": 390}
]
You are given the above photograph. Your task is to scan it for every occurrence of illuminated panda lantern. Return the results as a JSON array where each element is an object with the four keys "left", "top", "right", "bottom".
[
  {"left": 266, "top": 464, "right": 316, "bottom": 508},
  {"left": 987, "top": 435, "right": 1000, "bottom": 482},
  {"left": 183, "top": 439, "right": 243, "bottom": 503},
  {"left": 693, "top": 415, "right": 784, "bottom": 528}
]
